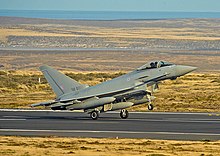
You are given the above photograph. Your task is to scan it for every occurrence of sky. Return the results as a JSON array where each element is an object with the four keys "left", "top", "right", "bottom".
[{"left": 0, "top": 0, "right": 220, "bottom": 12}]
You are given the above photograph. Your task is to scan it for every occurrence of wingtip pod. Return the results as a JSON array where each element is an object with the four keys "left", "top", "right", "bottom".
[
  {"left": 39, "top": 65, "right": 48, "bottom": 71},
  {"left": 39, "top": 65, "right": 53, "bottom": 72}
]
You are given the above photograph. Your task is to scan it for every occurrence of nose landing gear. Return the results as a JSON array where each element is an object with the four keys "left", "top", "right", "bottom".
[{"left": 148, "top": 104, "right": 154, "bottom": 111}]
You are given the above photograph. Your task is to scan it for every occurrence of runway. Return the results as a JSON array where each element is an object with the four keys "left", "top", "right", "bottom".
[{"left": 0, "top": 109, "right": 220, "bottom": 140}]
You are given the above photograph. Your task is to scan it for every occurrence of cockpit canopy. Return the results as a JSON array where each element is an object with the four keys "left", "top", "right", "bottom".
[{"left": 137, "top": 61, "right": 174, "bottom": 71}]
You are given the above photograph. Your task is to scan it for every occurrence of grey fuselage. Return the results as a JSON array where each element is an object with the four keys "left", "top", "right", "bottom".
[{"left": 59, "top": 64, "right": 191, "bottom": 103}]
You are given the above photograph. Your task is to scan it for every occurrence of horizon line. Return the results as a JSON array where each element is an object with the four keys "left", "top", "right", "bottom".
[{"left": 0, "top": 9, "right": 220, "bottom": 13}]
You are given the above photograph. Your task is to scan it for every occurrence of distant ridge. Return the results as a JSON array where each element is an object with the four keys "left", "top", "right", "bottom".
[{"left": 0, "top": 10, "right": 220, "bottom": 20}]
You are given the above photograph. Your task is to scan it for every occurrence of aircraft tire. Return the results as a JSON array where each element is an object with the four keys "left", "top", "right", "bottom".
[
  {"left": 148, "top": 104, "right": 154, "bottom": 111},
  {"left": 90, "top": 111, "right": 99, "bottom": 120},
  {"left": 120, "top": 109, "right": 129, "bottom": 119}
]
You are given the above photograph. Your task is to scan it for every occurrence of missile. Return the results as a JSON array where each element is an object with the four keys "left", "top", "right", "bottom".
[
  {"left": 50, "top": 102, "right": 72, "bottom": 108},
  {"left": 111, "top": 102, "right": 134, "bottom": 111},
  {"left": 31, "top": 100, "right": 57, "bottom": 107},
  {"left": 66, "top": 97, "right": 115, "bottom": 110}
]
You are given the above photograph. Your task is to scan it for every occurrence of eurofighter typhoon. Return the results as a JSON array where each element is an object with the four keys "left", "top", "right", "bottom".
[{"left": 32, "top": 61, "right": 197, "bottom": 120}]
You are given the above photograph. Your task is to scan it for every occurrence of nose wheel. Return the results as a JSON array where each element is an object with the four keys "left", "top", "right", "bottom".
[
  {"left": 120, "top": 109, "right": 129, "bottom": 119},
  {"left": 90, "top": 111, "right": 99, "bottom": 120},
  {"left": 148, "top": 104, "right": 154, "bottom": 111}
]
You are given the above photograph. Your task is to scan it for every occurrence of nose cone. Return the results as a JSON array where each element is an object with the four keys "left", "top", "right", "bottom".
[{"left": 175, "top": 65, "right": 197, "bottom": 76}]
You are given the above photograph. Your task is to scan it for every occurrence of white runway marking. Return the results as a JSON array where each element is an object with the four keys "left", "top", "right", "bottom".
[
  {"left": 0, "top": 119, "right": 26, "bottom": 121},
  {"left": 0, "top": 129, "right": 219, "bottom": 136},
  {"left": 3, "top": 116, "right": 26, "bottom": 118},
  {"left": 109, "top": 118, "right": 220, "bottom": 123}
]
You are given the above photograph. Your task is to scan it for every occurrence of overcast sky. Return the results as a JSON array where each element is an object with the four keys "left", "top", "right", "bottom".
[{"left": 0, "top": 0, "right": 220, "bottom": 12}]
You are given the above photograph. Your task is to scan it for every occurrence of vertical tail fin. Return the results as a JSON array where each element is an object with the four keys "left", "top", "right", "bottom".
[{"left": 40, "top": 65, "right": 88, "bottom": 98}]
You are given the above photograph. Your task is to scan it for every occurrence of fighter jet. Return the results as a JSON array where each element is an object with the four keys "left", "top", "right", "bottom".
[{"left": 32, "top": 60, "right": 197, "bottom": 120}]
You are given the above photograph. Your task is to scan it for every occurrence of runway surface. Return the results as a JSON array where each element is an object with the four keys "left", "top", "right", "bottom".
[{"left": 0, "top": 109, "right": 220, "bottom": 140}]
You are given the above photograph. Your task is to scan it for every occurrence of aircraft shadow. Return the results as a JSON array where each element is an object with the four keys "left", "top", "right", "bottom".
[{"left": 26, "top": 115, "right": 121, "bottom": 121}]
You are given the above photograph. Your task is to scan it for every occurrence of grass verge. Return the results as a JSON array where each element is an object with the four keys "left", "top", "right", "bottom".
[{"left": 0, "top": 136, "right": 219, "bottom": 156}]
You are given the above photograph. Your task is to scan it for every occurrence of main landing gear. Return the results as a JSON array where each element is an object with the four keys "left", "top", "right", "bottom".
[
  {"left": 90, "top": 111, "right": 99, "bottom": 120},
  {"left": 90, "top": 110, "right": 129, "bottom": 120},
  {"left": 120, "top": 109, "right": 129, "bottom": 119}
]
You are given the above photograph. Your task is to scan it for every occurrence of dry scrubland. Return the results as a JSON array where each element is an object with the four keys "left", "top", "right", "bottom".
[
  {"left": 0, "top": 17, "right": 220, "bottom": 50},
  {"left": 1, "top": 49, "right": 220, "bottom": 72},
  {"left": 0, "top": 70, "right": 219, "bottom": 112},
  {"left": 0, "top": 24, "right": 219, "bottom": 49},
  {"left": 0, "top": 136, "right": 220, "bottom": 156}
]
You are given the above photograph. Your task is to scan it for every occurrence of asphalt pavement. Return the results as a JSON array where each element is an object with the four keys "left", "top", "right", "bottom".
[{"left": 0, "top": 109, "right": 220, "bottom": 140}]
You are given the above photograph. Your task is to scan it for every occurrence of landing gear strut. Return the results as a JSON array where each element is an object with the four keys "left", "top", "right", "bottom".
[
  {"left": 90, "top": 111, "right": 99, "bottom": 120},
  {"left": 120, "top": 109, "right": 129, "bottom": 119},
  {"left": 148, "top": 104, "right": 154, "bottom": 111}
]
